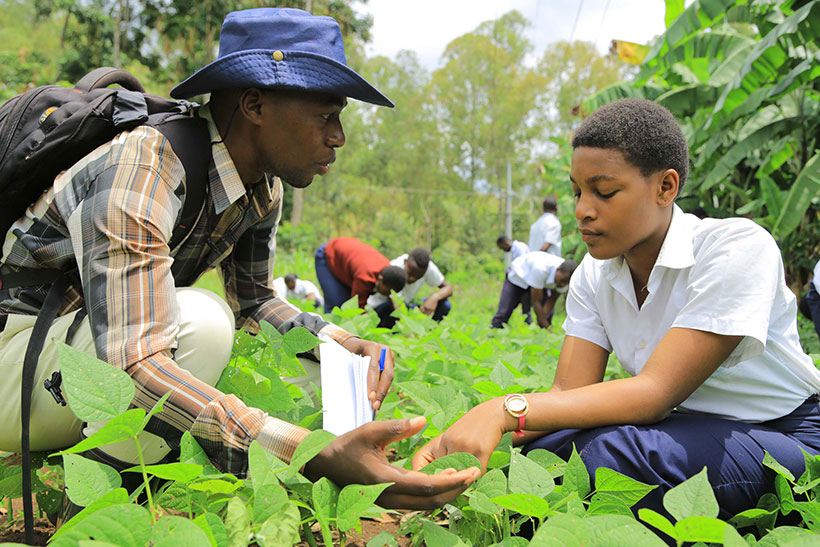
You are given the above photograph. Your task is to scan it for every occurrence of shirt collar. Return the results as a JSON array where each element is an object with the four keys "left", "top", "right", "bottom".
[
  {"left": 601, "top": 204, "right": 696, "bottom": 282},
  {"left": 199, "top": 103, "right": 249, "bottom": 214}
]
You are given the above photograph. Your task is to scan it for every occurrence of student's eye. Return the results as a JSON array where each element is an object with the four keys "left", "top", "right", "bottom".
[{"left": 597, "top": 190, "right": 617, "bottom": 199}]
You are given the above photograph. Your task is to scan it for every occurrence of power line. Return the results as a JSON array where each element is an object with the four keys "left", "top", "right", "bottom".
[
  {"left": 569, "top": 0, "right": 586, "bottom": 43},
  {"left": 596, "top": 0, "right": 613, "bottom": 46}
]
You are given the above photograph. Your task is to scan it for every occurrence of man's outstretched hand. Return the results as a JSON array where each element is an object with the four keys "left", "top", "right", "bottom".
[{"left": 303, "top": 417, "right": 480, "bottom": 510}]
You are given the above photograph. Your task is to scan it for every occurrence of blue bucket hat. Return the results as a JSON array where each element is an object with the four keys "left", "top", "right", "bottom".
[{"left": 170, "top": 8, "right": 393, "bottom": 107}]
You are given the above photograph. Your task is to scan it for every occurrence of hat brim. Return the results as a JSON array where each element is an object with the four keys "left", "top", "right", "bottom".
[{"left": 170, "top": 50, "right": 393, "bottom": 107}]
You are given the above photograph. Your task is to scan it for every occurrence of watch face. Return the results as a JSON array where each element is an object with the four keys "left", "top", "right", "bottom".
[{"left": 508, "top": 397, "right": 526, "bottom": 413}]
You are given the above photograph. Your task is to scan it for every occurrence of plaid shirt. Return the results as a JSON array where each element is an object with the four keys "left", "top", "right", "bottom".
[{"left": 0, "top": 104, "right": 354, "bottom": 474}]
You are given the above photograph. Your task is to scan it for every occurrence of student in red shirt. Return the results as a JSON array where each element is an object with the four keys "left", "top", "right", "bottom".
[{"left": 315, "top": 237, "right": 406, "bottom": 312}]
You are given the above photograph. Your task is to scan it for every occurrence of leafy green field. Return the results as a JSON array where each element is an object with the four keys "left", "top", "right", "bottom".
[{"left": 1, "top": 252, "right": 817, "bottom": 546}]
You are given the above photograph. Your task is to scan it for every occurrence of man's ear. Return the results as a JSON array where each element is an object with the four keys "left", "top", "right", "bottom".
[
  {"left": 239, "top": 88, "right": 267, "bottom": 127},
  {"left": 658, "top": 168, "right": 680, "bottom": 206}
]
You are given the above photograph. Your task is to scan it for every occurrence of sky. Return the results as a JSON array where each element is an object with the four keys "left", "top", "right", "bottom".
[{"left": 360, "top": 0, "right": 672, "bottom": 69}]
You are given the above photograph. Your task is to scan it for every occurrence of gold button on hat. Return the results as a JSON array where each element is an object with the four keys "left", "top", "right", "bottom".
[{"left": 272, "top": 50, "right": 284, "bottom": 61}]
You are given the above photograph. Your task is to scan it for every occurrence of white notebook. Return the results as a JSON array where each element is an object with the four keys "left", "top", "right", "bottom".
[{"left": 319, "top": 337, "right": 374, "bottom": 436}]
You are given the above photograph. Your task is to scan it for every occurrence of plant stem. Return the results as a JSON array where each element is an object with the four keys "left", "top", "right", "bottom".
[
  {"left": 302, "top": 521, "right": 319, "bottom": 547},
  {"left": 132, "top": 435, "right": 156, "bottom": 521}
]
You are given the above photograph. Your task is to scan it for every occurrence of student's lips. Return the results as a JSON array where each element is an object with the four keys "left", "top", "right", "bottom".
[
  {"left": 316, "top": 158, "right": 335, "bottom": 175},
  {"left": 580, "top": 229, "right": 602, "bottom": 242}
]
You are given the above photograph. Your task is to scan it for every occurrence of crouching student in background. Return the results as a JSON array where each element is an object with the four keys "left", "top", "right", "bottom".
[
  {"left": 369, "top": 247, "right": 453, "bottom": 329},
  {"left": 273, "top": 273, "right": 324, "bottom": 309},
  {"left": 413, "top": 98, "right": 820, "bottom": 523},
  {"left": 491, "top": 252, "right": 576, "bottom": 329},
  {"left": 314, "top": 237, "right": 406, "bottom": 313}
]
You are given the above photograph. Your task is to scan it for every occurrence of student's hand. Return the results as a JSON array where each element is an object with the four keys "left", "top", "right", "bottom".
[
  {"left": 412, "top": 400, "right": 507, "bottom": 473},
  {"left": 304, "top": 417, "right": 480, "bottom": 509},
  {"left": 419, "top": 297, "right": 438, "bottom": 315},
  {"left": 341, "top": 337, "right": 393, "bottom": 411}
]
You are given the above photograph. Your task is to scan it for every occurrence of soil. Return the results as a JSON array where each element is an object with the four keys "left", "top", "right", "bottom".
[{"left": 0, "top": 496, "right": 55, "bottom": 546}]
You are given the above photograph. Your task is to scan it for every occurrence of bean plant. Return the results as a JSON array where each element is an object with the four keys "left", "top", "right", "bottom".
[{"left": 2, "top": 299, "right": 820, "bottom": 545}]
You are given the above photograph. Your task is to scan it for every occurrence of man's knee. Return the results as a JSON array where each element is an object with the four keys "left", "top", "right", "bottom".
[{"left": 175, "top": 288, "right": 235, "bottom": 386}]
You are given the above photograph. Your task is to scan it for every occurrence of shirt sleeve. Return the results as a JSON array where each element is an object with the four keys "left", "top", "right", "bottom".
[
  {"left": 544, "top": 217, "right": 562, "bottom": 246},
  {"left": 562, "top": 255, "right": 612, "bottom": 352},
  {"left": 672, "top": 220, "right": 777, "bottom": 366},
  {"left": 424, "top": 261, "right": 446, "bottom": 287}
]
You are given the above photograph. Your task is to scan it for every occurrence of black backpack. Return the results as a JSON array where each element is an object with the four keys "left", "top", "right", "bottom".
[{"left": 0, "top": 67, "right": 211, "bottom": 542}]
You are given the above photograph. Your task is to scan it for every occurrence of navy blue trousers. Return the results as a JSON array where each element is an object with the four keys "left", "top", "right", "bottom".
[
  {"left": 314, "top": 244, "right": 352, "bottom": 313},
  {"left": 374, "top": 298, "right": 451, "bottom": 329},
  {"left": 523, "top": 395, "right": 820, "bottom": 520},
  {"left": 491, "top": 278, "right": 532, "bottom": 328}
]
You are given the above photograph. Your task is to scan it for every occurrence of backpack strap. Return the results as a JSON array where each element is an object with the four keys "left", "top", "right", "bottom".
[
  {"left": 75, "top": 67, "right": 146, "bottom": 93},
  {"left": 150, "top": 115, "right": 210, "bottom": 250}
]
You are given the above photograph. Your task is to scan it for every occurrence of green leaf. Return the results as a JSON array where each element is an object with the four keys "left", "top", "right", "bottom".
[
  {"left": 54, "top": 409, "right": 145, "bottom": 455},
  {"left": 124, "top": 462, "right": 202, "bottom": 483},
  {"left": 664, "top": 0, "right": 685, "bottom": 28},
  {"left": 282, "top": 326, "right": 320, "bottom": 355},
  {"left": 526, "top": 449, "right": 566, "bottom": 478},
  {"left": 180, "top": 432, "right": 220, "bottom": 475},
  {"left": 150, "top": 515, "right": 212, "bottom": 547},
  {"left": 793, "top": 500, "right": 820, "bottom": 532},
  {"left": 419, "top": 452, "right": 481, "bottom": 475},
  {"left": 336, "top": 482, "right": 392, "bottom": 533},
  {"left": 775, "top": 151, "right": 820, "bottom": 237},
  {"left": 193, "top": 513, "right": 228, "bottom": 547},
  {"left": 288, "top": 429, "right": 336, "bottom": 473},
  {"left": 50, "top": 488, "right": 129, "bottom": 542},
  {"left": 141, "top": 391, "right": 172, "bottom": 431},
  {"left": 367, "top": 531, "right": 399, "bottom": 547},
  {"left": 188, "top": 479, "right": 241, "bottom": 495},
  {"left": 420, "top": 520, "right": 469, "bottom": 546},
  {"left": 775, "top": 474, "right": 795, "bottom": 515},
  {"left": 562, "top": 446, "right": 590, "bottom": 498},
  {"left": 224, "top": 496, "right": 251, "bottom": 547},
  {"left": 490, "top": 493, "right": 550, "bottom": 519},
  {"left": 155, "top": 482, "right": 192, "bottom": 512},
  {"left": 63, "top": 453, "right": 122, "bottom": 507},
  {"left": 763, "top": 450, "right": 796, "bottom": 482},
  {"left": 252, "top": 482, "right": 289, "bottom": 523},
  {"left": 674, "top": 516, "right": 728, "bottom": 543},
  {"left": 247, "top": 440, "right": 288, "bottom": 489},
  {"left": 58, "top": 343, "right": 135, "bottom": 422},
  {"left": 638, "top": 508, "right": 677, "bottom": 541},
  {"left": 255, "top": 501, "right": 301, "bottom": 547},
  {"left": 56, "top": 504, "right": 152, "bottom": 547},
  {"left": 529, "top": 512, "right": 586, "bottom": 546},
  {"left": 475, "top": 468, "right": 507, "bottom": 498},
  {"left": 662, "top": 467, "right": 719, "bottom": 521},
  {"left": 509, "top": 450, "right": 555, "bottom": 497},
  {"left": 588, "top": 492, "right": 634, "bottom": 517},
  {"left": 468, "top": 490, "right": 501, "bottom": 514},
  {"left": 585, "top": 514, "right": 669, "bottom": 546},
  {"left": 595, "top": 467, "right": 657, "bottom": 507},
  {"left": 471, "top": 340, "right": 494, "bottom": 361},
  {"left": 312, "top": 477, "right": 340, "bottom": 545},
  {"left": 470, "top": 380, "right": 504, "bottom": 397}
]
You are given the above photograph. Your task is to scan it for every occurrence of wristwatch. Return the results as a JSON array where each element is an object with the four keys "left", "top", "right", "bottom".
[{"left": 504, "top": 394, "right": 529, "bottom": 438}]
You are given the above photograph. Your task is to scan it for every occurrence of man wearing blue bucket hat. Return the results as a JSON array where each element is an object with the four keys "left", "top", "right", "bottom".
[{"left": 0, "top": 7, "right": 479, "bottom": 514}]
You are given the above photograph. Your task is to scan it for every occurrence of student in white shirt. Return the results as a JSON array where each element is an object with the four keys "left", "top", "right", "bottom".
[
  {"left": 412, "top": 98, "right": 820, "bottom": 520},
  {"left": 806, "top": 260, "right": 820, "bottom": 344},
  {"left": 369, "top": 248, "right": 453, "bottom": 328},
  {"left": 491, "top": 252, "right": 576, "bottom": 329},
  {"left": 273, "top": 274, "right": 324, "bottom": 309},
  {"left": 496, "top": 235, "right": 529, "bottom": 263},
  {"left": 528, "top": 197, "right": 562, "bottom": 256}
]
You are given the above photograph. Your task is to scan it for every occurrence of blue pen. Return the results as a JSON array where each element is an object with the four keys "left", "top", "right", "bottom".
[{"left": 379, "top": 347, "right": 386, "bottom": 372}]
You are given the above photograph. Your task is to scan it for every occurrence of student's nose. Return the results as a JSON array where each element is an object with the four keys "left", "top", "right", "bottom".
[
  {"left": 328, "top": 119, "right": 345, "bottom": 148},
  {"left": 575, "top": 193, "right": 597, "bottom": 222}
]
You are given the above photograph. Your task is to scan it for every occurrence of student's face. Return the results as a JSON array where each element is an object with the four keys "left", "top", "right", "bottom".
[
  {"left": 497, "top": 241, "right": 511, "bottom": 252},
  {"left": 554, "top": 270, "right": 571, "bottom": 288},
  {"left": 570, "top": 147, "right": 678, "bottom": 262},
  {"left": 285, "top": 281, "right": 296, "bottom": 291},
  {"left": 405, "top": 258, "right": 426, "bottom": 284},
  {"left": 375, "top": 277, "right": 391, "bottom": 296},
  {"left": 255, "top": 90, "right": 347, "bottom": 188}
]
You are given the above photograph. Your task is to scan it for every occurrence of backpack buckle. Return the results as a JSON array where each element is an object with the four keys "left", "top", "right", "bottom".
[{"left": 43, "top": 371, "right": 67, "bottom": 406}]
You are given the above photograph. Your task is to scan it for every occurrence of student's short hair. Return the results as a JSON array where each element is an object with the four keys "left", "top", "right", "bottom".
[
  {"left": 542, "top": 197, "right": 558, "bottom": 213},
  {"left": 408, "top": 247, "right": 430, "bottom": 271},
  {"left": 284, "top": 273, "right": 298, "bottom": 284},
  {"left": 572, "top": 98, "right": 690, "bottom": 194},
  {"left": 380, "top": 265, "right": 407, "bottom": 293},
  {"left": 496, "top": 235, "right": 511, "bottom": 246},
  {"left": 558, "top": 259, "right": 578, "bottom": 277}
]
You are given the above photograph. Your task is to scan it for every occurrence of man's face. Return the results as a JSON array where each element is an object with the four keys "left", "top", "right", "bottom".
[
  {"left": 405, "top": 257, "right": 426, "bottom": 284},
  {"left": 555, "top": 270, "right": 571, "bottom": 288},
  {"left": 255, "top": 90, "right": 347, "bottom": 188},
  {"left": 497, "top": 241, "right": 511, "bottom": 252},
  {"left": 375, "top": 277, "right": 391, "bottom": 296},
  {"left": 285, "top": 280, "right": 296, "bottom": 291}
]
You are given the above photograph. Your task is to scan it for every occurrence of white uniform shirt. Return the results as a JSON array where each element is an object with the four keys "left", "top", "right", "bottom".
[
  {"left": 510, "top": 240, "right": 529, "bottom": 262},
  {"left": 272, "top": 277, "right": 324, "bottom": 307},
  {"left": 564, "top": 205, "right": 820, "bottom": 422},
  {"left": 813, "top": 260, "right": 820, "bottom": 293},
  {"left": 367, "top": 254, "right": 445, "bottom": 308},
  {"left": 528, "top": 213, "right": 562, "bottom": 257},
  {"left": 508, "top": 252, "right": 565, "bottom": 290}
]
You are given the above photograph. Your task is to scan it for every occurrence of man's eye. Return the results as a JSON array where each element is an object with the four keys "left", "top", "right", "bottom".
[{"left": 598, "top": 190, "right": 617, "bottom": 199}]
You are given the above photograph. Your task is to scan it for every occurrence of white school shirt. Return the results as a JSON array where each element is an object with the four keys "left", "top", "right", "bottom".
[
  {"left": 813, "top": 260, "right": 820, "bottom": 292},
  {"left": 367, "top": 254, "right": 445, "bottom": 308},
  {"left": 510, "top": 240, "right": 529, "bottom": 262},
  {"left": 272, "top": 277, "right": 324, "bottom": 307},
  {"left": 508, "top": 252, "right": 565, "bottom": 291},
  {"left": 564, "top": 205, "right": 820, "bottom": 422},
  {"left": 528, "top": 213, "right": 562, "bottom": 257}
]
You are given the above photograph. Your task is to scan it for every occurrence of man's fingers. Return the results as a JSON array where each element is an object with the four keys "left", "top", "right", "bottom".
[
  {"left": 373, "top": 351, "right": 394, "bottom": 410},
  {"left": 376, "top": 467, "right": 481, "bottom": 508},
  {"left": 411, "top": 437, "right": 441, "bottom": 471}
]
